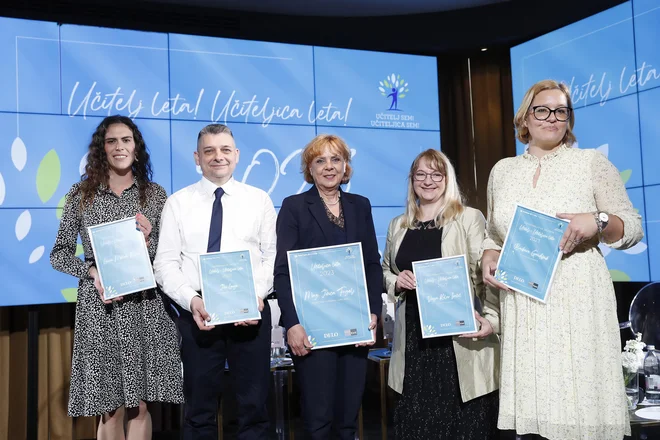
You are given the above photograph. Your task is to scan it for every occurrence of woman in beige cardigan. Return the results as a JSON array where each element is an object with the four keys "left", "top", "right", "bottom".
[{"left": 382, "top": 149, "right": 500, "bottom": 439}]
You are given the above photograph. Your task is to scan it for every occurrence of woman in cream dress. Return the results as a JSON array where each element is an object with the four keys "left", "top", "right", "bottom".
[{"left": 481, "top": 79, "right": 643, "bottom": 440}]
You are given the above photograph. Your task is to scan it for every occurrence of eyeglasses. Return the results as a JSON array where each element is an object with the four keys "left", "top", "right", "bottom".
[
  {"left": 530, "top": 106, "right": 572, "bottom": 122},
  {"left": 413, "top": 171, "right": 445, "bottom": 182}
]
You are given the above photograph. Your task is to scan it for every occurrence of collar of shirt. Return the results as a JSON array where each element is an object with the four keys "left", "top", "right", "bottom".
[
  {"left": 97, "top": 176, "right": 139, "bottom": 195},
  {"left": 199, "top": 176, "right": 237, "bottom": 198},
  {"left": 522, "top": 143, "right": 569, "bottom": 163}
]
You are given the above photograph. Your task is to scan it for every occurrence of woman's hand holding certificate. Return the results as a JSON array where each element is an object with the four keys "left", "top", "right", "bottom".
[
  {"left": 556, "top": 212, "right": 599, "bottom": 254},
  {"left": 135, "top": 213, "right": 152, "bottom": 245},
  {"left": 412, "top": 255, "right": 478, "bottom": 338},
  {"left": 87, "top": 216, "right": 157, "bottom": 302},
  {"left": 89, "top": 214, "right": 153, "bottom": 305},
  {"left": 494, "top": 205, "right": 570, "bottom": 302},
  {"left": 395, "top": 270, "right": 416, "bottom": 292},
  {"left": 458, "top": 311, "right": 494, "bottom": 340},
  {"left": 287, "top": 243, "right": 375, "bottom": 350},
  {"left": 287, "top": 324, "right": 312, "bottom": 357}
]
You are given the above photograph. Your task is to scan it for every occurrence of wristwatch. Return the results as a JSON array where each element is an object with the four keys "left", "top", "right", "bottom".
[{"left": 594, "top": 211, "right": 609, "bottom": 234}]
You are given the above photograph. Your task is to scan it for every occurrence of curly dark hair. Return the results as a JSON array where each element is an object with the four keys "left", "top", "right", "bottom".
[{"left": 76, "top": 115, "right": 153, "bottom": 208}]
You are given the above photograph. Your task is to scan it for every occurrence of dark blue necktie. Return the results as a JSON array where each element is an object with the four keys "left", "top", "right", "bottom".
[{"left": 207, "top": 187, "right": 224, "bottom": 252}]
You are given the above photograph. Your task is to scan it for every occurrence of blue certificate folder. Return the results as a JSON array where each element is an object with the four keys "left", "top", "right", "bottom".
[
  {"left": 495, "top": 205, "right": 570, "bottom": 303},
  {"left": 287, "top": 243, "right": 374, "bottom": 349},
  {"left": 412, "top": 255, "right": 478, "bottom": 338},
  {"left": 87, "top": 217, "right": 157, "bottom": 300},
  {"left": 198, "top": 250, "right": 261, "bottom": 326}
]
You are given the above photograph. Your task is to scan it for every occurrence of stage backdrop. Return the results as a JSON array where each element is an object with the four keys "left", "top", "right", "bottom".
[
  {"left": 0, "top": 18, "right": 440, "bottom": 306},
  {"left": 510, "top": 0, "right": 659, "bottom": 283}
]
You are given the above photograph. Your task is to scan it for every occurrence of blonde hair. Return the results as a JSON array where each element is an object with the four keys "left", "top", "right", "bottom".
[
  {"left": 514, "top": 79, "right": 576, "bottom": 146},
  {"left": 301, "top": 134, "right": 353, "bottom": 184},
  {"left": 401, "top": 149, "right": 464, "bottom": 229}
]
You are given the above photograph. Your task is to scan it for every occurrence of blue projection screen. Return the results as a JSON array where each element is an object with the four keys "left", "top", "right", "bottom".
[
  {"left": 510, "top": 0, "right": 660, "bottom": 283},
  {"left": 0, "top": 17, "right": 440, "bottom": 306}
]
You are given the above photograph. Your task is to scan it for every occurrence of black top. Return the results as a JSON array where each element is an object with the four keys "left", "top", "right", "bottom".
[
  {"left": 324, "top": 198, "right": 347, "bottom": 245},
  {"left": 395, "top": 222, "right": 443, "bottom": 320},
  {"left": 330, "top": 221, "right": 348, "bottom": 245}
]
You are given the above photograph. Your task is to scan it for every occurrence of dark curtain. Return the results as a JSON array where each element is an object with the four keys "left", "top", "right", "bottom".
[{"left": 438, "top": 49, "right": 516, "bottom": 215}]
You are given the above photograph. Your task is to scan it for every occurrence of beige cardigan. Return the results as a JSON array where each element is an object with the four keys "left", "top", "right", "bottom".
[{"left": 382, "top": 207, "right": 501, "bottom": 402}]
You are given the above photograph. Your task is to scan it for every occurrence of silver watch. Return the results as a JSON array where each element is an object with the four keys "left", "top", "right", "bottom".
[{"left": 595, "top": 211, "right": 609, "bottom": 234}]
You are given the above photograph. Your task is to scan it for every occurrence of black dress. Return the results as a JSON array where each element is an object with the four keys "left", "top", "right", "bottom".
[{"left": 393, "top": 221, "right": 498, "bottom": 440}]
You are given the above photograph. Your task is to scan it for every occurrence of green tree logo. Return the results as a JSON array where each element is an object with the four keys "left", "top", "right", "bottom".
[{"left": 378, "top": 74, "right": 409, "bottom": 111}]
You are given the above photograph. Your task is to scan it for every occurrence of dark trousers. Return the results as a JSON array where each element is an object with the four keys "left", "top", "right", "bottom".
[
  {"left": 177, "top": 301, "right": 272, "bottom": 440},
  {"left": 293, "top": 345, "right": 369, "bottom": 440}
]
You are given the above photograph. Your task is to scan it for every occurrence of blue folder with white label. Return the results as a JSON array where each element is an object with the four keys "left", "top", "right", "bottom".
[
  {"left": 412, "top": 255, "right": 478, "bottom": 338},
  {"left": 87, "top": 216, "right": 157, "bottom": 300},
  {"left": 495, "top": 204, "right": 569, "bottom": 302},
  {"left": 198, "top": 250, "right": 261, "bottom": 325},
  {"left": 287, "top": 242, "right": 374, "bottom": 349}
]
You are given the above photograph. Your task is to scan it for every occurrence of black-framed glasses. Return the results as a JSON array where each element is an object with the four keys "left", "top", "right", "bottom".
[
  {"left": 531, "top": 105, "right": 572, "bottom": 122},
  {"left": 413, "top": 171, "right": 445, "bottom": 182}
]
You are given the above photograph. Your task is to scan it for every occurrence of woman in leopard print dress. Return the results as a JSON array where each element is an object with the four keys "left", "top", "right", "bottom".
[{"left": 50, "top": 115, "right": 183, "bottom": 439}]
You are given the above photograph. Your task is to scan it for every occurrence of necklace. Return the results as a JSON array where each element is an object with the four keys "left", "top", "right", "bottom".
[
  {"left": 418, "top": 219, "right": 435, "bottom": 230},
  {"left": 321, "top": 193, "right": 340, "bottom": 206}
]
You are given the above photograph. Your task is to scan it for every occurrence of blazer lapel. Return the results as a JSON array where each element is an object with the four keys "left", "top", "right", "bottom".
[
  {"left": 305, "top": 186, "right": 333, "bottom": 243},
  {"left": 441, "top": 218, "right": 464, "bottom": 258},
  {"left": 388, "top": 216, "right": 408, "bottom": 275},
  {"left": 341, "top": 189, "right": 358, "bottom": 243}
]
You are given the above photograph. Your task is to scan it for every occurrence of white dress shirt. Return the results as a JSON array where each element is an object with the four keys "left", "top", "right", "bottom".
[{"left": 154, "top": 176, "right": 277, "bottom": 312}]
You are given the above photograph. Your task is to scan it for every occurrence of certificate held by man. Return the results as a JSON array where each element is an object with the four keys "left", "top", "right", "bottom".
[
  {"left": 495, "top": 204, "right": 569, "bottom": 302},
  {"left": 198, "top": 250, "right": 261, "bottom": 326},
  {"left": 412, "top": 255, "right": 478, "bottom": 338},
  {"left": 287, "top": 242, "right": 374, "bottom": 349},
  {"left": 87, "top": 216, "right": 157, "bottom": 300}
]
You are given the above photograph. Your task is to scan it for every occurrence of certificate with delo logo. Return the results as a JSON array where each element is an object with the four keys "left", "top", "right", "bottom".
[
  {"left": 287, "top": 243, "right": 374, "bottom": 349},
  {"left": 412, "top": 255, "right": 478, "bottom": 338},
  {"left": 87, "top": 217, "right": 157, "bottom": 300},
  {"left": 495, "top": 205, "right": 569, "bottom": 303},
  {"left": 198, "top": 250, "right": 261, "bottom": 325}
]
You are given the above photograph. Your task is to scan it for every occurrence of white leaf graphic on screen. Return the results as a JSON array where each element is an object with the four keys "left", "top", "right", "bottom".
[
  {"left": 11, "top": 137, "right": 27, "bottom": 171},
  {"left": 15, "top": 210, "right": 31, "bottom": 241},
  {"left": 28, "top": 246, "right": 45, "bottom": 264},
  {"left": 598, "top": 243, "right": 612, "bottom": 257},
  {"left": 378, "top": 87, "right": 385, "bottom": 93},
  {"left": 79, "top": 152, "right": 88, "bottom": 176},
  {"left": 0, "top": 171, "right": 5, "bottom": 205},
  {"left": 596, "top": 143, "right": 609, "bottom": 158},
  {"left": 390, "top": 73, "right": 396, "bottom": 83},
  {"left": 622, "top": 242, "right": 647, "bottom": 255}
]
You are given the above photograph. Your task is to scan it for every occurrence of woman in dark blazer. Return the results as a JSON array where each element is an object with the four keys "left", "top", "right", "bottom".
[{"left": 274, "top": 134, "right": 382, "bottom": 440}]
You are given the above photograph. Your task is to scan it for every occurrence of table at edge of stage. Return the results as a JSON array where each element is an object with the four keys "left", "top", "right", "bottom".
[{"left": 366, "top": 348, "right": 391, "bottom": 440}]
